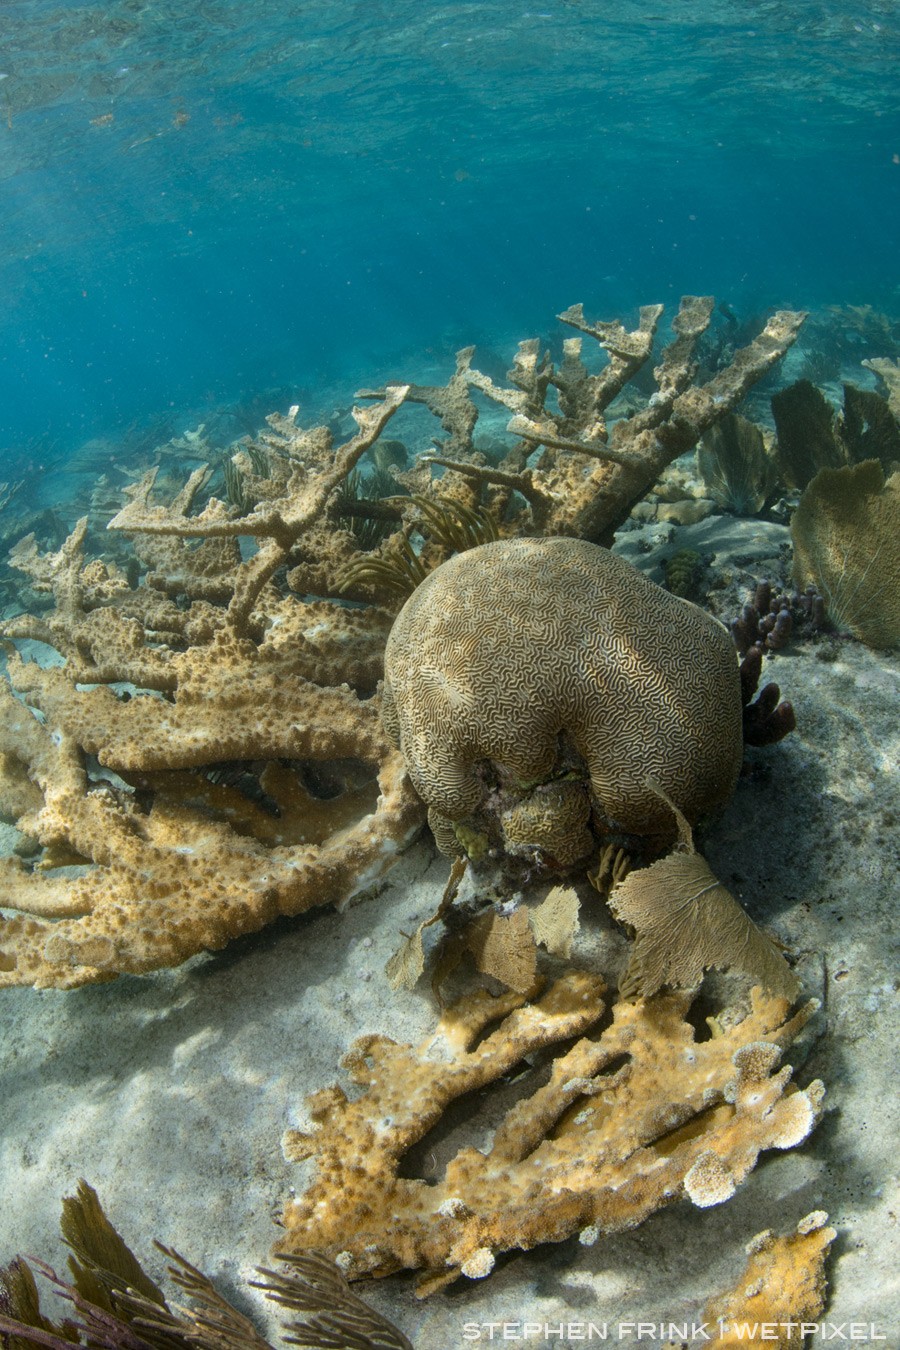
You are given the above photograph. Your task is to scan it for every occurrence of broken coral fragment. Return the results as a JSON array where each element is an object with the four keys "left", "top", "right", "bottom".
[
  {"left": 706, "top": 1212, "right": 836, "bottom": 1349},
  {"left": 281, "top": 971, "right": 823, "bottom": 1295},
  {"left": 382, "top": 536, "right": 744, "bottom": 864},
  {"left": 791, "top": 459, "right": 900, "bottom": 648}
]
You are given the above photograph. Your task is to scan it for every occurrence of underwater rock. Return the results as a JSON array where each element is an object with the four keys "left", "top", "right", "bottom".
[
  {"left": 382, "top": 536, "right": 743, "bottom": 866},
  {"left": 653, "top": 497, "right": 715, "bottom": 526}
]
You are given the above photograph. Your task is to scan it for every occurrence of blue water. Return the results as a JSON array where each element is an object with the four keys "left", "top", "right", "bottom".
[{"left": 1, "top": 0, "right": 898, "bottom": 466}]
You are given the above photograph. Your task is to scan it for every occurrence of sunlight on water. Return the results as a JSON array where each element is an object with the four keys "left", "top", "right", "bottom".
[{"left": 0, "top": 2, "right": 897, "bottom": 467}]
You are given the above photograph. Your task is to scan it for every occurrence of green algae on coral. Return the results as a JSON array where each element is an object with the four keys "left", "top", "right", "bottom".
[{"left": 663, "top": 547, "right": 704, "bottom": 600}]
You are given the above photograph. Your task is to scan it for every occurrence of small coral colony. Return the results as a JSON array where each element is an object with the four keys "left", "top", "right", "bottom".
[{"left": 1, "top": 297, "right": 897, "bottom": 1344}]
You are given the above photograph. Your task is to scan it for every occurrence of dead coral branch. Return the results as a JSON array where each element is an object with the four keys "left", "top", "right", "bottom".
[
  {"left": 360, "top": 297, "right": 805, "bottom": 547},
  {"left": 281, "top": 972, "right": 823, "bottom": 1296},
  {"left": 107, "top": 388, "right": 409, "bottom": 635},
  {"left": 0, "top": 644, "right": 422, "bottom": 989}
]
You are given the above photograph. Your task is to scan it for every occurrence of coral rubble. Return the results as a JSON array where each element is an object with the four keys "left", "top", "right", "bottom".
[
  {"left": 281, "top": 972, "right": 823, "bottom": 1296},
  {"left": 707, "top": 1212, "right": 836, "bottom": 1349}
]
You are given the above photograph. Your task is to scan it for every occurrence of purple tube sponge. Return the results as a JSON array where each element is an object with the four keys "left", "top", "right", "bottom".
[{"left": 739, "top": 650, "right": 796, "bottom": 746}]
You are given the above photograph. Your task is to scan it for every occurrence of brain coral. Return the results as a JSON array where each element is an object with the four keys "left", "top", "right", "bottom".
[{"left": 382, "top": 537, "right": 743, "bottom": 862}]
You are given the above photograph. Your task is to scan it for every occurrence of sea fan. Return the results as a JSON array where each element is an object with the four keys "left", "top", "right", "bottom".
[{"left": 697, "top": 412, "right": 780, "bottom": 515}]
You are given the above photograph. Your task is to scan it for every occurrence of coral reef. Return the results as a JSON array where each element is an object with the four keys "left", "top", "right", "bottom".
[
  {"left": 663, "top": 547, "right": 705, "bottom": 599},
  {"left": 738, "top": 650, "right": 797, "bottom": 747},
  {"left": 0, "top": 298, "right": 886, "bottom": 1345},
  {"left": 793, "top": 303, "right": 900, "bottom": 388},
  {"left": 791, "top": 460, "right": 900, "bottom": 649},
  {"left": 281, "top": 972, "right": 823, "bottom": 1295},
  {"left": 0, "top": 1181, "right": 412, "bottom": 1350},
  {"left": 0, "top": 298, "right": 805, "bottom": 987},
  {"left": 382, "top": 537, "right": 744, "bottom": 867},
  {"left": 0, "top": 395, "right": 425, "bottom": 989},
  {"left": 730, "top": 581, "right": 803, "bottom": 656},
  {"left": 728, "top": 579, "right": 831, "bottom": 746},
  {"left": 350, "top": 298, "right": 803, "bottom": 600},
  {"left": 721, "top": 581, "right": 820, "bottom": 747}
]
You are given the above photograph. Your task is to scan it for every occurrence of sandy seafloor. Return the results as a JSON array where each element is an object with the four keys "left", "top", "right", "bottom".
[{"left": 0, "top": 513, "right": 898, "bottom": 1349}]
